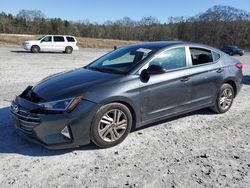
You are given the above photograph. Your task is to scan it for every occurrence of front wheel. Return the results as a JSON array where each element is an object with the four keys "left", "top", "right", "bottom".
[
  {"left": 91, "top": 103, "right": 132, "bottom": 148},
  {"left": 31, "top": 45, "right": 40, "bottom": 53},
  {"left": 210, "top": 84, "right": 234, "bottom": 114}
]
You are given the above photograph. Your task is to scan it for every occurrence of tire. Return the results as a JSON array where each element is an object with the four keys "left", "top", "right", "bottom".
[
  {"left": 210, "top": 84, "right": 234, "bottom": 114},
  {"left": 91, "top": 103, "right": 132, "bottom": 148},
  {"left": 31, "top": 45, "right": 40, "bottom": 53},
  {"left": 65, "top": 46, "right": 73, "bottom": 54},
  {"left": 229, "top": 51, "right": 233, "bottom": 56}
]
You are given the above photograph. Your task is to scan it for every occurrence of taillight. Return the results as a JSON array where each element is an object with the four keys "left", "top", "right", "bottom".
[{"left": 235, "top": 63, "right": 243, "bottom": 70}]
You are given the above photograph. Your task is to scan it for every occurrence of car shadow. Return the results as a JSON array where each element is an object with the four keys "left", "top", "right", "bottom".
[
  {"left": 243, "top": 75, "right": 250, "bottom": 85},
  {"left": 0, "top": 105, "right": 214, "bottom": 156},
  {"left": 134, "top": 108, "right": 214, "bottom": 132},
  {"left": 10, "top": 51, "right": 67, "bottom": 54},
  {"left": 0, "top": 106, "right": 98, "bottom": 157},
  {"left": 10, "top": 50, "right": 30, "bottom": 53}
]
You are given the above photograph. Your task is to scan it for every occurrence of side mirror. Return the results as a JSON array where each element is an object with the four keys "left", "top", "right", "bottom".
[
  {"left": 140, "top": 64, "right": 165, "bottom": 81},
  {"left": 145, "top": 64, "right": 165, "bottom": 75}
]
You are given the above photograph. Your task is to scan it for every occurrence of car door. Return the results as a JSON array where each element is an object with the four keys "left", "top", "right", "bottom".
[
  {"left": 39, "top": 36, "right": 52, "bottom": 51},
  {"left": 53, "top": 36, "right": 66, "bottom": 51},
  {"left": 140, "top": 46, "right": 192, "bottom": 122},
  {"left": 187, "top": 47, "right": 224, "bottom": 106}
]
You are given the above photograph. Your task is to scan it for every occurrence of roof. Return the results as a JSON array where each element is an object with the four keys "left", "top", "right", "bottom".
[
  {"left": 126, "top": 41, "right": 220, "bottom": 52},
  {"left": 129, "top": 41, "right": 186, "bottom": 49}
]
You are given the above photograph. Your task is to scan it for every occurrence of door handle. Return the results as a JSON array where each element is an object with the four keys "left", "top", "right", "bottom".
[
  {"left": 217, "top": 68, "right": 224, "bottom": 73},
  {"left": 180, "top": 76, "right": 190, "bottom": 82}
]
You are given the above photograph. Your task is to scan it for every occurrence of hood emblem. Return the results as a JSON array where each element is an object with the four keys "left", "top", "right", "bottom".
[{"left": 12, "top": 105, "right": 19, "bottom": 113}]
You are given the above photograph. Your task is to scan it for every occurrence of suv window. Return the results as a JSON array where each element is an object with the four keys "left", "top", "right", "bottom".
[
  {"left": 150, "top": 47, "right": 187, "bottom": 71},
  {"left": 41, "top": 36, "right": 51, "bottom": 42},
  {"left": 66, "top": 37, "right": 75, "bottom": 42},
  {"left": 54, "top": 36, "right": 65, "bottom": 42},
  {"left": 190, "top": 48, "right": 213, "bottom": 65}
]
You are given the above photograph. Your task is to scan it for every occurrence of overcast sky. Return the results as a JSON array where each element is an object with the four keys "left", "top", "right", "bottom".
[{"left": 1, "top": 0, "right": 250, "bottom": 23}]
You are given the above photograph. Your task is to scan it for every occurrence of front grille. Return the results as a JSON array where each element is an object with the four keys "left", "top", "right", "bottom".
[{"left": 11, "top": 105, "right": 40, "bottom": 134}]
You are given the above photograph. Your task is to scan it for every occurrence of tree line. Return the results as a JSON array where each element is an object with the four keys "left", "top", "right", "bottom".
[{"left": 0, "top": 5, "right": 250, "bottom": 48}]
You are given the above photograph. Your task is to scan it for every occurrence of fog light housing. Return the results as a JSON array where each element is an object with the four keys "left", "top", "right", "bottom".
[{"left": 61, "top": 125, "right": 71, "bottom": 139}]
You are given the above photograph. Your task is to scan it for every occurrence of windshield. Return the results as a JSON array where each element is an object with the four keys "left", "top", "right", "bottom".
[
  {"left": 233, "top": 46, "right": 240, "bottom": 49},
  {"left": 36, "top": 36, "right": 45, "bottom": 40},
  {"left": 87, "top": 46, "right": 156, "bottom": 74}
]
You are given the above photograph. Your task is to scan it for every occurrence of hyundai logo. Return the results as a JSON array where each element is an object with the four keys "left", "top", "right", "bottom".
[{"left": 12, "top": 104, "right": 19, "bottom": 113}]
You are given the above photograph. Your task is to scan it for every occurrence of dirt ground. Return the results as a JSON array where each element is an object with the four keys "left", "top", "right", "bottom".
[{"left": 0, "top": 44, "right": 249, "bottom": 188}]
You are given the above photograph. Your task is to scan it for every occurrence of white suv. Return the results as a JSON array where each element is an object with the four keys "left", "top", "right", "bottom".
[{"left": 22, "top": 35, "right": 79, "bottom": 54}]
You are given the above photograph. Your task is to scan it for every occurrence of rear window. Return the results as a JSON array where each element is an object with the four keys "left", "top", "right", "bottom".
[
  {"left": 190, "top": 48, "right": 213, "bottom": 66},
  {"left": 66, "top": 37, "right": 75, "bottom": 42},
  {"left": 54, "top": 36, "right": 65, "bottom": 42},
  {"left": 212, "top": 51, "right": 220, "bottom": 61}
]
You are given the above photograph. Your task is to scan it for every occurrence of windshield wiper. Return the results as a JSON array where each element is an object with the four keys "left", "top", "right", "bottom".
[
  {"left": 86, "top": 66, "right": 124, "bottom": 74},
  {"left": 86, "top": 66, "right": 105, "bottom": 72}
]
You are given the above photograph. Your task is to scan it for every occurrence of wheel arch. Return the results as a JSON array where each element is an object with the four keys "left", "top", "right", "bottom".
[
  {"left": 98, "top": 97, "right": 138, "bottom": 132},
  {"left": 224, "top": 79, "right": 237, "bottom": 97},
  {"left": 110, "top": 100, "right": 137, "bottom": 131}
]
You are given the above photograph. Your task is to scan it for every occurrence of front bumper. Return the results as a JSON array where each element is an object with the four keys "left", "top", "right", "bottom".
[
  {"left": 11, "top": 96, "right": 99, "bottom": 149},
  {"left": 22, "top": 43, "right": 32, "bottom": 51}
]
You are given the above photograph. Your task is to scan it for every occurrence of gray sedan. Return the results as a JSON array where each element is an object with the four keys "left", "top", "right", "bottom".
[{"left": 10, "top": 42, "right": 243, "bottom": 149}]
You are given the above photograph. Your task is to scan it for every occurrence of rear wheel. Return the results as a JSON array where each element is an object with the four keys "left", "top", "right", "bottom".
[
  {"left": 65, "top": 46, "right": 73, "bottom": 54},
  {"left": 31, "top": 45, "right": 40, "bottom": 53},
  {"left": 210, "top": 84, "right": 234, "bottom": 114},
  {"left": 91, "top": 103, "right": 132, "bottom": 148}
]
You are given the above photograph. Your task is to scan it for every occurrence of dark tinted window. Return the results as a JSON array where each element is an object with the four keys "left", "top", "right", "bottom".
[
  {"left": 66, "top": 37, "right": 75, "bottom": 42},
  {"left": 150, "top": 47, "right": 186, "bottom": 70},
  {"left": 190, "top": 48, "right": 213, "bottom": 65},
  {"left": 212, "top": 51, "right": 220, "bottom": 61},
  {"left": 54, "top": 36, "right": 65, "bottom": 42}
]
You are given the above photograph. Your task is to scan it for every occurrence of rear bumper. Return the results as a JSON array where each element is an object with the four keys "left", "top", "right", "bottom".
[
  {"left": 73, "top": 45, "right": 79, "bottom": 51},
  {"left": 11, "top": 97, "right": 99, "bottom": 149}
]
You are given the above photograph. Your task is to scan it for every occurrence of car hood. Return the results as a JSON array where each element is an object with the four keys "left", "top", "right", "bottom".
[
  {"left": 32, "top": 68, "right": 120, "bottom": 101},
  {"left": 24, "top": 40, "right": 39, "bottom": 44}
]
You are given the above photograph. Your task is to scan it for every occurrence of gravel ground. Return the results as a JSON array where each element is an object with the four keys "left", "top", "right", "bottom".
[{"left": 0, "top": 44, "right": 249, "bottom": 188}]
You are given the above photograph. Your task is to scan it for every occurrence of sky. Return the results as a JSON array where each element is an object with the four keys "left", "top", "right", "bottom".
[{"left": 1, "top": 0, "right": 250, "bottom": 23}]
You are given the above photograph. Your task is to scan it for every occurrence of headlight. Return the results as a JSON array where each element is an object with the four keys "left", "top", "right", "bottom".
[{"left": 38, "top": 96, "right": 82, "bottom": 112}]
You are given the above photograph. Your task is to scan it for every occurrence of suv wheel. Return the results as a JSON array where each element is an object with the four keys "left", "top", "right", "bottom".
[
  {"left": 31, "top": 45, "right": 40, "bottom": 53},
  {"left": 91, "top": 103, "right": 132, "bottom": 148},
  {"left": 210, "top": 83, "right": 234, "bottom": 114},
  {"left": 65, "top": 46, "right": 73, "bottom": 54}
]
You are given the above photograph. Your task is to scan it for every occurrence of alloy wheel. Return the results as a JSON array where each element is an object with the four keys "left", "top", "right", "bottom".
[
  {"left": 98, "top": 109, "right": 128, "bottom": 142},
  {"left": 219, "top": 88, "right": 233, "bottom": 111}
]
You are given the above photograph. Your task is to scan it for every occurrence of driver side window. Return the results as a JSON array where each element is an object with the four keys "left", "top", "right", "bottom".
[
  {"left": 41, "top": 36, "right": 52, "bottom": 42},
  {"left": 149, "top": 47, "right": 187, "bottom": 71}
]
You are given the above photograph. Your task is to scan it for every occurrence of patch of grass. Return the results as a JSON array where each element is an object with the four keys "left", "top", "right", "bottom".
[{"left": 0, "top": 34, "right": 137, "bottom": 48}]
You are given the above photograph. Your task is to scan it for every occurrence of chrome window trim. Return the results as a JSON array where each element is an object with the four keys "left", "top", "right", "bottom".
[
  {"left": 187, "top": 46, "right": 221, "bottom": 68},
  {"left": 137, "top": 45, "right": 189, "bottom": 74}
]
